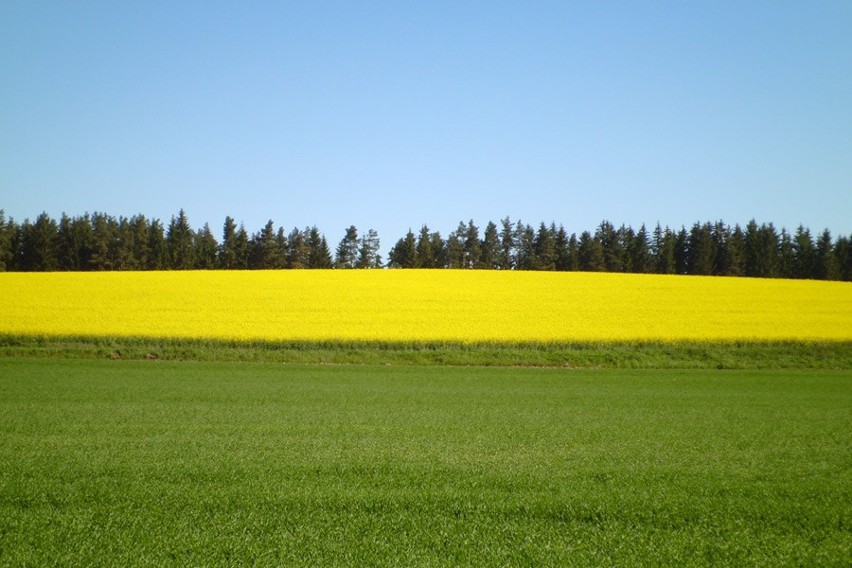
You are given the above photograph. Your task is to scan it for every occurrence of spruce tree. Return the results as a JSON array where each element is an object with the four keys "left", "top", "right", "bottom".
[
  {"left": 166, "top": 209, "right": 195, "bottom": 270},
  {"left": 578, "top": 231, "right": 604, "bottom": 272},
  {"left": 498, "top": 217, "right": 515, "bottom": 270},
  {"left": 219, "top": 216, "right": 238, "bottom": 269},
  {"left": 415, "top": 225, "right": 434, "bottom": 268},
  {"left": 194, "top": 223, "right": 218, "bottom": 269},
  {"left": 480, "top": 221, "right": 500, "bottom": 269}
]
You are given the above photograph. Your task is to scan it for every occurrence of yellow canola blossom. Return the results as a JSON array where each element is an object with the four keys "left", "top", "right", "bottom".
[{"left": 1, "top": 270, "right": 850, "bottom": 343}]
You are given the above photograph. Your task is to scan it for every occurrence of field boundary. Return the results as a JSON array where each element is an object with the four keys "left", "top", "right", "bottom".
[{"left": 1, "top": 334, "right": 850, "bottom": 369}]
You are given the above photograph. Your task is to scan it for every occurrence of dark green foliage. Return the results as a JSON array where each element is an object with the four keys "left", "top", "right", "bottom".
[
  {"left": 388, "top": 229, "right": 418, "bottom": 268},
  {"left": 335, "top": 225, "right": 360, "bottom": 268},
  {"left": 356, "top": 229, "right": 382, "bottom": 268},
  {"left": 480, "top": 221, "right": 500, "bottom": 269},
  {"left": 250, "top": 220, "right": 281, "bottom": 269},
  {"left": 166, "top": 209, "right": 195, "bottom": 270},
  {"left": 0, "top": 208, "right": 848, "bottom": 279}
]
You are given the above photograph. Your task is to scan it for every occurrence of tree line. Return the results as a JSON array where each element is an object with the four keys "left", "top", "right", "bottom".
[{"left": 0, "top": 209, "right": 849, "bottom": 280}]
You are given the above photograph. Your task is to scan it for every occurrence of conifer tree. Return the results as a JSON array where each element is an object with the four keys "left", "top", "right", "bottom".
[
  {"left": 498, "top": 217, "right": 515, "bottom": 270},
  {"left": 578, "top": 230, "right": 604, "bottom": 272},
  {"left": 415, "top": 225, "right": 434, "bottom": 268},
  {"left": 166, "top": 209, "right": 195, "bottom": 270},
  {"left": 335, "top": 225, "right": 359, "bottom": 268},
  {"left": 0, "top": 210, "right": 13, "bottom": 271},
  {"left": 219, "top": 216, "right": 239, "bottom": 269},
  {"left": 480, "top": 221, "right": 500, "bottom": 269},
  {"left": 356, "top": 229, "right": 381, "bottom": 268},
  {"left": 194, "top": 223, "right": 218, "bottom": 269}
]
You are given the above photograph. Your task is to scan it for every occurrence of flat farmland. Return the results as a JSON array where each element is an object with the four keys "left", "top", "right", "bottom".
[
  {"left": 2, "top": 270, "right": 850, "bottom": 343},
  {"left": 1, "top": 359, "right": 849, "bottom": 566}
]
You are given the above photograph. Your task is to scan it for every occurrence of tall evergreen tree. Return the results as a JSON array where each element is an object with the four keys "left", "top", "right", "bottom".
[
  {"left": 388, "top": 230, "right": 417, "bottom": 268},
  {"left": 166, "top": 209, "right": 195, "bottom": 270},
  {"left": 578, "top": 230, "right": 604, "bottom": 272},
  {"left": 792, "top": 225, "right": 815, "bottom": 279},
  {"left": 445, "top": 230, "right": 464, "bottom": 269},
  {"left": 688, "top": 222, "right": 715, "bottom": 275},
  {"left": 554, "top": 225, "right": 572, "bottom": 271},
  {"left": 515, "top": 223, "right": 537, "bottom": 270},
  {"left": 629, "top": 224, "right": 651, "bottom": 273},
  {"left": 147, "top": 219, "right": 167, "bottom": 270},
  {"left": 335, "top": 225, "right": 360, "bottom": 269},
  {"left": 218, "top": 216, "right": 239, "bottom": 269},
  {"left": 596, "top": 221, "right": 624, "bottom": 272},
  {"left": 814, "top": 229, "right": 838, "bottom": 280},
  {"left": 429, "top": 231, "right": 446, "bottom": 268},
  {"left": 480, "top": 221, "right": 500, "bottom": 269},
  {"left": 0, "top": 210, "right": 14, "bottom": 271},
  {"left": 356, "top": 229, "right": 381, "bottom": 268},
  {"left": 777, "top": 228, "right": 795, "bottom": 279},
  {"left": 498, "top": 217, "right": 515, "bottom": 270},
  {"left": 194, "top": 223, "right": 218, "bottom": 269},
  {"left": 286, "top": 227, "right": 309, "bottom": 269},
  {"left": 17, "top": 213, "right": 59, "bottom": 271},
  {"left": 833, "top": 235, "right": 851, "bottom": 281},
  {"left": 533, "top": 223, "right": 556, "bottom": 270},
  {"left": 415, "top": 225, "right": 434, "bottom": 268},
  {"left": 674, "top": 227, "right": 689, "bottom": 274},
  {"left": 307, "top": 226, "right": 333, "bottom": 268},
  {"left": 250, "top": 220, "right": 279, "bottom": 269},
  {"left": 57, "top": 213, "right": 93, "bottom": 271},
  {"left": 0, "top": 212, "right": 12, "bottom": 271},
  {"left": 651, "top": 223, "right": 675, "bottom": 274},
  {"left": 725, "top": 225, "right": 745, "bottom": 276}
]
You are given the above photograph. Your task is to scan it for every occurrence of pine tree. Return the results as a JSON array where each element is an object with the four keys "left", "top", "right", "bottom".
[
  {"left": 335, "top": 225, "right": 359, "bottom": 269},
  {"left": 286, "top": 227, "right": 308, "bottom": 269},
  {"left": 356, "top": 229, "right": 381, "bottom": 268}
]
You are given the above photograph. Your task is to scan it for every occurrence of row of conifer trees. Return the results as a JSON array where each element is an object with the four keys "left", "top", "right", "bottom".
[{"left": 0, "top": 209, "right": 848, "bottom": 280}]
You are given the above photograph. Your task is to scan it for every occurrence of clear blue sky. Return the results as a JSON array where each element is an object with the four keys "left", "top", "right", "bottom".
[{"left": 2, "top": 1, "right": 850, "bottom": 252}]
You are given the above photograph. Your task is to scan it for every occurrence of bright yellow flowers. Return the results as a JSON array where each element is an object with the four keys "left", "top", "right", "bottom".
[{"left": 1, "top": 270, "right": 850, "bottom": 342}]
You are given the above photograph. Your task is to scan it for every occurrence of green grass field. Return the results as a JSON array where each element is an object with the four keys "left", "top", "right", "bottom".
[{"left": 1, "top": 359, "right": 849, "bottom": 566}]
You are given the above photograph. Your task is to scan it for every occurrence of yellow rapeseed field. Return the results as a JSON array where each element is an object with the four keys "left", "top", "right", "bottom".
[{"left": 1, "top": 270, "right": 850, "bottom": 343}]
